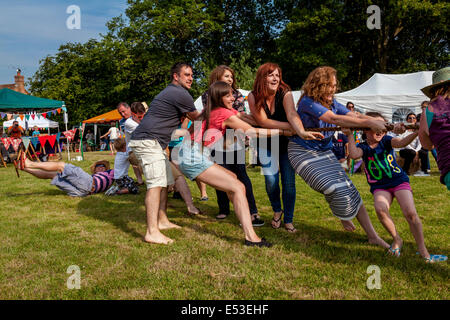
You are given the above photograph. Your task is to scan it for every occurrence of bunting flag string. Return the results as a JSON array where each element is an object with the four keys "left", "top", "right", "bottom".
[
  {"left": 1, "top": 134, "right": 66, "bottom": 152},
  {"left": 22, "top": 137, "right": 31, "bottom": 150},
  {"left": 0, "top": 106, "right": 67, "bottom": 122},
  {"left": 11, "top": 138, "right": 22, "bottom": 152},
  {"left": 62, "top": 128, "right": 77, "bottom": 141},
  {"left": 38, "top": 136, "right": 49, "bottom": 148},
  {"left": 30, "top": 137, "right": 39, "bottom": 148},
  {"left": 47, "top": 135, "right": 57, "bottom": 148},
  {"left": 1, "top": 138, "right": 11, "bottom": 150}
]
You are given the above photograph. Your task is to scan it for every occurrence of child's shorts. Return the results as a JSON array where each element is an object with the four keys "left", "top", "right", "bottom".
[{"left": 373, "top": 182, "right": 412, "bottom": 198}]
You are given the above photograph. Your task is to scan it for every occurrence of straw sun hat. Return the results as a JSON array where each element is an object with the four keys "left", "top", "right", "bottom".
[
  {"left": 90, "top": 160, "right": 110, "bottom": 174},
  {"left": 421, "top": 66, "right": 450, "bottom": 98}
]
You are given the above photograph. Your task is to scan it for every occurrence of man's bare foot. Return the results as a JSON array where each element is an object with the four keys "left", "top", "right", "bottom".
[
  {"left": 368, "top": 236, "right": 390, "bottom": 249},
  {"left": 158, "top": 221, "right": 181, "bottom": 230},
  {"left": 144, "top": 230, "right": 174, "bottom": 244},
  {"left": 340, "top": 219, "right": 356, "bottom": 232}
]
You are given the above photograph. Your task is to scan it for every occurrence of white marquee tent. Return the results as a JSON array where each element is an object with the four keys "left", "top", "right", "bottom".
[
  {"left": 194, "top": 71, "right": 433, "bottom": 123},
  {"left": 3, "top": 115, "right": 59, "bottom": 129},
  {"left": 335, "top": 71, "right": 433, "bottom": 122}
]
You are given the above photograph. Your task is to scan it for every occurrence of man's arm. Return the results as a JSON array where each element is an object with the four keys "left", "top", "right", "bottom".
[{"left": 186, "top": 110, "right": 202, "bottom": 121}]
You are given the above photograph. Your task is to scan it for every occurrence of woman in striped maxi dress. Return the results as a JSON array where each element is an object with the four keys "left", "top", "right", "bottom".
[{"left": 285, "top": 66, "right": 390, "bottom": 249}]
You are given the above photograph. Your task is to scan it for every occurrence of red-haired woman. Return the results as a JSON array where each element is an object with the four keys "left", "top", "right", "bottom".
[
  {"left": 248, "top": 62, "right": 322, "bottom": 233},
  {"left": 286, "top": 66, "right": 390, "bottom": 248}
]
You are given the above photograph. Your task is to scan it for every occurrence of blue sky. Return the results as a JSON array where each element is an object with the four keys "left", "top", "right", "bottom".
[{"left": 0, "top": 0, "right": 128, "bottom": 86}]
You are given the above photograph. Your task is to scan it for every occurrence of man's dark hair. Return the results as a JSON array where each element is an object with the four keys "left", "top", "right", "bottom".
[
  {"left": 170, "top": 62, "right": 192, "bottom": 80},
  {"left": 116, "top": 102, "right": 129, "bottom": 109},
  {"left": 130, "top": 102, "right": 146, "bottom": 114}
]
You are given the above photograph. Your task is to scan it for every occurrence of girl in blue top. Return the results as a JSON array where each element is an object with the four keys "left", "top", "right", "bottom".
[
  {"left": 286, "top": 66, "right": 390, "bottom": 249},
  {"left": 344, "top": 112, "right": 447, "bottom": 263}
]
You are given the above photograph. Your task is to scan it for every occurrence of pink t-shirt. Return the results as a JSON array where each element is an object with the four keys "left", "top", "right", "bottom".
[{"left": 191, "top": 107, "right": 238, "bottom": 147}]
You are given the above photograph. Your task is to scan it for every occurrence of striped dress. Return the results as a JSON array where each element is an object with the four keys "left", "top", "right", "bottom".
[
  {"left": 92, "top": 170, "right": 115, "bottom": 193},
  {"left": 289, "top": 96, "right": 362, "bottom": 220}
]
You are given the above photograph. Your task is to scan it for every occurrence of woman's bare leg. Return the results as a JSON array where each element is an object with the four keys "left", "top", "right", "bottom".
[{"left": 196, "top": 164, "right": 260, "bottom": 242}]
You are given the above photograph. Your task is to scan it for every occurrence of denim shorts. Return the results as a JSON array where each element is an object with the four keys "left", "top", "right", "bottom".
[
  {"left": 175, "top": 142, "right": 214, "bottom": 181},
  {"left": 51, "top": 164, "right": 93, "bottom": 197}
]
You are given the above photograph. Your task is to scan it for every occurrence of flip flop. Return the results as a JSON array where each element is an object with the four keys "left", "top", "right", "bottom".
[
  {"left": 388, "top": 245, "right": 402, "bottom": 257},
  {"left": 13, "top": 160, "right": 20, "bottom": 178},
  {"left": 271, "top": 211, "right": 283, "bottom": 229},
  {"left": 416, "top": 252, "right": 448, "bottom": 263},
  {"left": 285, "top": 225, "right": 297, "bottom": 233}
]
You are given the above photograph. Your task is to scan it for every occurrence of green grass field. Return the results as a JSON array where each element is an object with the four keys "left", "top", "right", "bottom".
[{"left": 0, "top": 151, "right": 448, "bottom": 299}]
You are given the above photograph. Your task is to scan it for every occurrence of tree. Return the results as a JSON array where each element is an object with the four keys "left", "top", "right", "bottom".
[{"left": 277, "top": 0, "right": 449, "bottom": 90}]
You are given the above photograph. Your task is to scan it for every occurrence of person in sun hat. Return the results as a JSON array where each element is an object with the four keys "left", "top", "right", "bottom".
[
  {"left": 15, "top": 155, "right": 115, "bottom": 197},
  {"left": 418, "top": 66, "right": 450, "bottom": 190}
]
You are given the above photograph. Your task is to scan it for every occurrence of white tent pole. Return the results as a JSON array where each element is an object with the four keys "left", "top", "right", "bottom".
[{"left": 64, "top": 109, "right": 70, "bottom": 161}]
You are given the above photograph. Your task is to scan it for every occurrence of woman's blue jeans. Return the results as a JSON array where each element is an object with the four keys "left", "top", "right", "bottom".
[{"left": 258, "top": 148, "right": 296, "bottom": 223}]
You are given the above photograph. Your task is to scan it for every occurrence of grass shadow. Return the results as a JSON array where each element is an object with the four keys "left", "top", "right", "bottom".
[{"left": 273, "top": 220, "right": 449, "bottom": 280}]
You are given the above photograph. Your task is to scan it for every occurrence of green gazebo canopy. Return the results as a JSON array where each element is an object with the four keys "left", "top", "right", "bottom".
[{"left": 0, "top": 88, "right": 65, "bottom": 110}]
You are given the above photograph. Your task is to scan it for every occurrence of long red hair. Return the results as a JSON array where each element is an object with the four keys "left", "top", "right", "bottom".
[
  {"left": 301, "top": 66, "right": 339, "bottom": 108},
  {"left": 252, "top": 62, "right": 290, "bottom": 110}
]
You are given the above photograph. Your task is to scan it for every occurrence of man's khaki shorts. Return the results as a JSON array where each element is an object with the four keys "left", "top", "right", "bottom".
[{"left": 128, "top": 139, "right": 174, "bottom": 189}]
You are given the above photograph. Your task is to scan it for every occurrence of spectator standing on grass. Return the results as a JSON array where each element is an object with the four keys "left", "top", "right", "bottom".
[
  {"left": 343, "top": 112, "right": 447, "bottom": 263},
  {"left": 398, "top": 112, "right": 429, "bottom": 176},
  {"left": 101, "top": 123, "right": 120, "bottom": 155},
  {"left": 331, "top": 131, "right": 349, "bottom": 171},
  {"left": 419, "top": 66, "right": 450, "bottom": 190}
]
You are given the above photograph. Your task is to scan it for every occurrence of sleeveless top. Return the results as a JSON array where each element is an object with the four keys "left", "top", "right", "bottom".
[
  {"left": 253, "top": 89, "right": 289, "bottom": 154},
  {"left": 426, "top": 96, "right": 450, "bottom": 185}
]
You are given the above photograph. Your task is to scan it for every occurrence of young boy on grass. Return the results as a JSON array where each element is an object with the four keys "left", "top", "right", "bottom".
[
  {"left": 343, "top": 112, "right": 447, "bottom": 263},
  {"left": 105, "top": 137, "right": 139, "bottom": 195}
]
